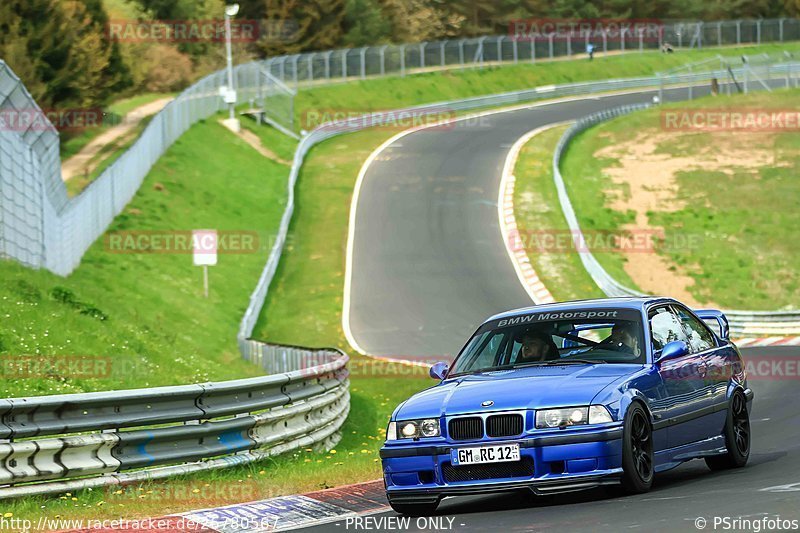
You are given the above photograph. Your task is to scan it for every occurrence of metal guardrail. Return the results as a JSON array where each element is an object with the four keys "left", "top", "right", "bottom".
[
  {"left": 0, "top": 345, "right": 348, "bottom": 499},
  {"left": 550, "top": 72, "right": 800, "bottom": 335}
]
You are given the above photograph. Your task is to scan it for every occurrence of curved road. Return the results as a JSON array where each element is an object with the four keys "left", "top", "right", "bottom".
[
  {"left": 346, "top": 84, "right": 732, "bottom": 360},
  {"left": 301, "top": 346, "right": 800, "bottom": 532}
]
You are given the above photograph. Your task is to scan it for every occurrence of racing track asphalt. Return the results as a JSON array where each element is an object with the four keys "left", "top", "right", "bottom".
[
  {"left": 299, "top": 346, "right": 800, "bottom": 533},
  {"left": 345, "top": 83, "right": 754, "bottom": 360}
]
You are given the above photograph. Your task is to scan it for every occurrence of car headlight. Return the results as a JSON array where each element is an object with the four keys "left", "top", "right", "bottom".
[
  {"left": 535, "top": 405, "right": 613, "bottom": 429},
  {"left": 385, "top": 419, "right": 441, "bottom": 441}
]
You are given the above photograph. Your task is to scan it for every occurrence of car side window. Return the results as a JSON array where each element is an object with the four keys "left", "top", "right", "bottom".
[
  {"left": 673, "top": 306, "right": 716, "bottom": 353},
  {"left": 472, "top": 333, "right": 506, "bottom": 368},
  {"left": 649, "top": 306, "right": 688, "bottom": 352}
]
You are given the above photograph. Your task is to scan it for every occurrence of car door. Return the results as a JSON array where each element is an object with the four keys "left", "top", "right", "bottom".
[
  {"left": 649, "top": 305, "right": 713, "bottom": 449},
  {"left": 672, "top": 304, "right": 730, "bottom": 435}
]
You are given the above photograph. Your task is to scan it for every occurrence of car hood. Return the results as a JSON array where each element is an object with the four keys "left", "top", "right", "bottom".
[{"left": 395, "top": 364, "right": 642, "bottom": 419}]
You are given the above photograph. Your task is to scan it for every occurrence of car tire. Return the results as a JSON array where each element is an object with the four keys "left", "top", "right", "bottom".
[
  {"left": 389, "top": 501, "right": 439, "bottom": 516},
  {"left": 705, "top": 389, "right": 750, "bottom": 471},
  {"left": 621, "top": 403, "right": 654, "bottom": 494}
]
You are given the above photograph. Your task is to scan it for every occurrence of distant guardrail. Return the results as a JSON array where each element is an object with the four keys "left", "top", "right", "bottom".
[
  {"left": 550, "top": 69, "right": 800, "bottom": 335},
  {"left": 0, "top": 344, "right": 348, "bottom": 499}
]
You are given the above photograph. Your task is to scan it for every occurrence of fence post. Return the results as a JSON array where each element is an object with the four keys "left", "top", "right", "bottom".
[
  {"left": 496, "top": 36, "right": 502, "bottom": 63},
  {"left": 567, "top": 35, "right": 572, "bottom": 56},
  {"left": 307, "top": 53, "right": 314, "bottom": 85},
  {"left": 548, "top": 33, "right": 554, "bottom": 59},
  {"left": 757, "top": 19, "right": 762, "bottom": 44},
  {"left": 400, "top": 44, "right": 406, "bottom": 77},
  {"left": 736, "top": 20, "right": 741, "bottom": 45},
  {"left": 440, "top": 41, "right": 446, "bottom": 67},
  {"left": 324, "top": 50, "right": 332, "bottom": 80},
  {"left": 780, "top": 18, "right": 785, "bottom": 42},
  {"left": 279, "top": 56, "right": 286, "bottom": 82},
  {"left": 603, "top": 30, "right": 608, "bottom": 55},
  {"left": 291, "top": 55, "right": 299, "bottom": 88},
  {"left": 458, "top": 39, "right": 465, "bottom": 69},
  {"left": 717, "top": 22, "right": 722, "bottom": 46},
  {"left": 379, "top": 45, "right": 387, "bottom": 76},
  {"left": 360, "top": 47, "right": 366, "bottom": 79},
  {"left": 621, "top": 29, "right": 626, "bottom": 52},
  {"left": 530, "top": 38, "right": 536, "bottom": 63},
  {"left": 638, "top": 29, "right": 643, "bottom": 52},
  {"left": 688, "top": 65, "right": 693, "bottom": 100},
  {"left": 512, "top": 37, "right": 518, "bottom": 63},
  {"left": 420, "top": 42, "right": 426, "bottom": 69},
  {"left": 341, "top": 49, "right": 347, "bottom": 79}
]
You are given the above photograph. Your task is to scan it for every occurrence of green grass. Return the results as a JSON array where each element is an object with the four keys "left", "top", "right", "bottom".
[
  {"left": 238, "top": 115, "right": 298, "bottom": 162},
  {"left": 107, "top": 92, "right": 174, "bottom": 117},
  {"left": 559, "top": 88, "right": 800, "bottom": 309},
  {"left": 252, "top": 128, "right": 399, "bottom": 349},
  {"left": 513, "top": 124, "right": 605, "bottom": 302},
  {"left": 60, "top": 93, "right": 174, "bottom": 160},
  {"left": 0, "top": 117, "right": 289, "bottom": 398},
  {"left": 292, "top": 43, "right": 800, "bottom": 128}
]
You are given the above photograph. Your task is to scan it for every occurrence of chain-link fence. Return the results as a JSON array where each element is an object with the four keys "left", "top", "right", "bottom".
[
  {"left": 260, "top": 18, "right": 800, "bottom": 89},
  {"left": 0, "top": 18, "right": 798, "bottom": 279}
]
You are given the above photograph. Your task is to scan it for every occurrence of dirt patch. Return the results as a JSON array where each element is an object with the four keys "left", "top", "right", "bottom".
[{"left": 594, "top": 130, "right": 785, "bottom": 306}]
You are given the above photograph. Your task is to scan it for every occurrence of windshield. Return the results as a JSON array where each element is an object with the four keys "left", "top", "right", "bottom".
[{"left": 450, "top": 308, "right": 645, "bottom": 376}]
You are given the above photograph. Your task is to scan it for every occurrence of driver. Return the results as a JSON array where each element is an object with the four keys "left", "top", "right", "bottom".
[
  {"left": 517, "top": 330, "right": 559, "bottom": 363},
  {"left": 606, "top": 322, "right": 640, "bottom": 355}
]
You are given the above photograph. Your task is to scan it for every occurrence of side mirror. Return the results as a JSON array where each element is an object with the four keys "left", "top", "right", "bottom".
[
  {"left": 429, "top": 361, "right": 449, "bottom": 380},
  {"left": 655, "top": 340, "right": 689, "bottom": 364}
]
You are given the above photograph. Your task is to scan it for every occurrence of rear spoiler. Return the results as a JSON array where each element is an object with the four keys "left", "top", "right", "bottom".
[{"left": 694, "top": 309, "right": 730, "bottom": 340}]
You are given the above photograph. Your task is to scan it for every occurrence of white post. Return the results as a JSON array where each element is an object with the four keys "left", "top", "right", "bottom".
[{"left": 224, "top": 4, "right": 239, "bottom": 122}]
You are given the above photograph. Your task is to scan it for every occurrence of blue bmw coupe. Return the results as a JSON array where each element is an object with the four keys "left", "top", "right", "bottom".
[{"left": 380, "top": 297, "right": 753, "bottom": 515}]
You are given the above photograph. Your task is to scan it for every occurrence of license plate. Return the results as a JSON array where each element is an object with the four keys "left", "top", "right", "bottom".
[{"left": 451, "top": 443, "right": 520, "bottom": 466}]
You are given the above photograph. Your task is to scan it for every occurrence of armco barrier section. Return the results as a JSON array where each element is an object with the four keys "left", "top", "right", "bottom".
[
  {"left": 551, "top": 88, "right": 800, "bottom": 336},
  {"left": 0, "top": 345, "right": 348, "bottom": 499}
]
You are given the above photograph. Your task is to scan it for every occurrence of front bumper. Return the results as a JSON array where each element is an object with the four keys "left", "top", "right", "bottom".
[{"left": 381, "top": 425, "right": 623, "bottom": 504}]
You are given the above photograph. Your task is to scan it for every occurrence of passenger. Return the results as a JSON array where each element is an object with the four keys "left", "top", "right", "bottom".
[{"left": 606, "top": 322, "right": 640, "bottom": 355}]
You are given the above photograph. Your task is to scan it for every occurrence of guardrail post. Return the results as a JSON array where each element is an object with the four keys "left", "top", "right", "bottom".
[{"left": 359, "top": 47, "right": 366, "bottom": 79}]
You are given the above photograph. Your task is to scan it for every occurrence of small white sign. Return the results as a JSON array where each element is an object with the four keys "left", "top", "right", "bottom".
[{"left": 193, "top": 229, "right": 218, "bottom": 266}]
